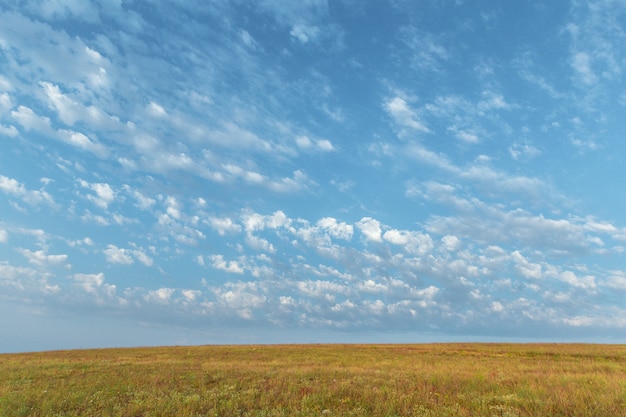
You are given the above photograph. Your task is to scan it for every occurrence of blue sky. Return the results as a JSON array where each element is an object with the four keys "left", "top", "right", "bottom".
[{"left": 1, "top": 0, "right": 626, "bottom": 352}]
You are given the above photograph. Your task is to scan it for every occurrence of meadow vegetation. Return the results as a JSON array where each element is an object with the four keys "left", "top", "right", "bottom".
[{"left": 1, "top": 343, "right": 625, "bottom": 416}]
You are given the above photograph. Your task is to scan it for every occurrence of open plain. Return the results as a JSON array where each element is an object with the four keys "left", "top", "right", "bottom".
[{"left": 1, "top": 343, "right": 625, "bottom": 416}]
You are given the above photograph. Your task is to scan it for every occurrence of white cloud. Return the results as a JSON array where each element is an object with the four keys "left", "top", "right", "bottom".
[
  {"left": 605, "top": 271, "right": 626, "bottom": 291},
  {"left": 245, "top": 234, "right": 275, "bottom": 253},
  {"left": 0, "top": 176, "right": 24, "bottom": 196},
  {"left": 210, "top": 254, "right": 245, "bottom": 274},
  {"left": 509, "top": 142, "right": 541, "bottom": 160},
  {"left": 217, "top": 282, "right": 266, "bottom": 319},
  {"left": 0, "top": 92, "right": 12, "bottom": 113},
  {"left": 384, "top": 96, "right": 430, "bottom": 135},
  {"left": 73, "top": 272, "right": 116, "bottom": 297},
  {"left": 17, "top": 248, "right": 69, "bottom": 268},
  {"left": 570, "top": 137, "right": 598, "bottom": 152},
  {"left": 356, "top": 217, "right": 383, "bottom": 242},
  {"left": 27, "top": 0, "right": 101, "bottom": 23},
  {"left": 242, "top": 212, "right": 266, "bottom": 233},
  {"left": 0, "top": 123, "right": 18, "bottom": 137},
  {"left": 240, "top": 30, "right": 257, "bottom": 49},
  {"left": 145, "top": 287, "right": 175, "bottom": 304},
  {"left": 290, "top": 24, "right": 320, "bottom": 44},
  {"left": 558, "top": 270, "right": 596, "bottom": 290},
  {"left": 0, "top": 175, "right": 55, "bottom": 206},
  {"left": 295, "top": 135, "right": 313, "bottom": 149},
  {"left": 2, "top": 1, "right": 626, "bottom": 344},
  {"left": 209, "top": 217, "right": 242, "bottom": 236},
  {"left": 181, "top": 289, "right": 201, "bottom": 302},
  {"left": 79, "top": 180, "right": 116, "bottom": 209},
  {"left": 208, "top": 122, "right": 274, "bottom": 151},
  {"left": 382, "top": 229, "right": 433, "bottom": 255},
  {"left": 147, "top": 101, "right": 167, "bottom": 117},
  {"left": 459, "top": 164, "right": 549, "bottom": 202},
  {"left": 124, "top": 186, "right": 156, "bottom": 210},
  {"left": 132, "top": 249, "right": 154, "bottom": 267},
  {"left": 104, "top": 244, "right": 134, "bottom": 265},
  {"left": 511, "top": 250, "right": 542, "bottom": 279},
  {"left": 316, "top": 139, "right": 335, "bottom": 151},
  {"left": 165, "top": 196, "right": 182, "bottom": 220},
  {"left": 40, "top": 81, "right": 84, "bottom": 125},
  {"left": 317, "top": 217, "right": 353, "bottom": 241},
  {"left": 267, "top": 170, "right": 313, "bottom": 193},
  {"left": 0, "top": 260, "right": 61, "bottom": 294},
  {"left": 10, "top": 106, "right": 54, "bottom": 134},
  {"left": 448, "top": 125, "right": 480, "bottom": 143},
  {"left": 477, "top": 91, "right": 510, "bottom": 111},
  {"left": 221, "top": 164, "right": 265, "bottom": 185},
  {"left": 297, "top": 280, "right": 348, "bottom": 300},
  {"left": 257, "top": 0, "right": 327, "bottom": 24},
  {"left": 441, "top": 235, "right": 461, "bottom": 251},
  {"left": 57, "top": 129, "right": 109, "bottom": 158},
  {"left": 296, "top": 136, "right": 335, "bottom": 152},
  {"left": 406, "top": 144, "right": 456, "bottom": 172},
  {"left": 383, "top": 229, "right": 409, "bottom": 245},
  {"left": 571, "top": 52, "right": 597, "bottom": 85},
  {"left": 400, "top": 27, "right": 450, "bottom": 72}
]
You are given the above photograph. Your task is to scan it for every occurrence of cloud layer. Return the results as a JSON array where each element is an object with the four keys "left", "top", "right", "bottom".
[{"left": 1, "top": 0, "right": 626, "bottom": 350}]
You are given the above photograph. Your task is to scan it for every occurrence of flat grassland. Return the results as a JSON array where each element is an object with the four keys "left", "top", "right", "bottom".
[{"left": 1, "top": 343, "right": 626, "bottom": 416}]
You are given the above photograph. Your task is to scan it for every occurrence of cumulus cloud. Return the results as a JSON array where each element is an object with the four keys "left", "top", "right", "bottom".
[
  {"left": 132, "top": 249, "right": 154, "bottom": 267},
  {"left": 104, "top": 244, "right": 133, "bottom": 265},
  {"left": 17, "top": 248, "right": 69, "bottom": 268},
  {"left": 209, "top": 217, "right": 242, "bottom": 236},
  {"left": 210, "top": 254, "right": 245, "bottom": 274},
  {"left": 295, "top": 136, "right": 335, "bottom": 152},
  {"left": 145, "top": 287, "right": 176, "bottom": 304},
  {"left": 0, "top": 175, "right": 55, "bottom": 206},
  {"left": 420, "top": 188, "right": 601, "bottom": 255},
  {"left": 73, "top": 272, "right": 116, "bottom": 297},
  {"left": 0, "top": 92, "right": 12, "bottom": 113},
  {"left": 10, "top": 106, "right": 54, "bottom": 134},
  {"left": 216, "top": 282, "right": 266, "bottom": 320},
  {"left": 79, "top": 180, "right": 116, "bottom": 209},
  {"left": 124, "top": 186, "right": 156, "bottom": 210},
  {"left": 356, "top": 217, "right": 383, "bottom": 242},
  {"left": 317, "top": 217, "right": 353, "bottom": 240},
  {"left": 57, "top": 129, "right": 109, "bottom": 158},
  {"left": 383, "top": 229, "right": 433, "bottom": 255},
  {"left": 0, "top": 123, "right": 18, "bottom": 137}
]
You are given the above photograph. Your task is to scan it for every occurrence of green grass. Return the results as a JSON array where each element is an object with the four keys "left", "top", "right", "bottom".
[{"left": 1, "top": 343, "right": 626, "bottom": 416}]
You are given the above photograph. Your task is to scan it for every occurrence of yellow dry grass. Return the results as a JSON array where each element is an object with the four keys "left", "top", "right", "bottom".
[{"left": 1, "top": 343, "right": 625, "bottom": 416}]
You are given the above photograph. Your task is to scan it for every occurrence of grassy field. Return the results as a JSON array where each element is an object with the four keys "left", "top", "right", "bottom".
[{"left": 1, "top": 343, "right": 626, "bottom": 416}]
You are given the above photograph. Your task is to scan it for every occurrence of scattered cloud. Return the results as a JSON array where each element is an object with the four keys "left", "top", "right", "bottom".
[
  {"left": 2, "top": 1, "right": 626, "bottom": 350},
  {"left": 356, "top": 217, "right": 383, "bottom": 243},
  {"left": 384, "top": 96, "right": 430, "bottom": 136},
  {"left": 0, "top": 175, "right": 55, "bottom": 207},
  {"left": 104, "top": 245, "right": 134, "bottom": 265},
  {"left": 17, "top": 248, "right": 69, "bottom": 268}
]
